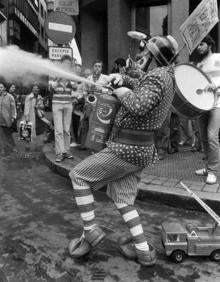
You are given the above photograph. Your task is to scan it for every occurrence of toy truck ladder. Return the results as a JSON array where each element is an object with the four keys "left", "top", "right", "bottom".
[{"left": 180, "top": 182, "right": 220, "bottom": 226}]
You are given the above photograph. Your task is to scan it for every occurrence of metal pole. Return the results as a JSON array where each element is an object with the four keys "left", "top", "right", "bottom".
[
  {"left": 180, "top": 182, "right": 220, "bottom": 225},
  {"left": 170, "top": 42, "right": 186, "bottom": 64}
]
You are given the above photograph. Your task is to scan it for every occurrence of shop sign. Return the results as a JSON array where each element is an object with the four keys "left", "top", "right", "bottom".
[
  {"left": 54, "top": 0, "right": 79, "bottom": 16},
  {"left": 49, "top": 46, "right": 73, "bottom": 60}
]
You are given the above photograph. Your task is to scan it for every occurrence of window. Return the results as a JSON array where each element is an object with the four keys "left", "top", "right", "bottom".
[
  {"left": 136, "top": 5, "right": 168, "bottom": 36},
  {"left": 167, "top": 234, "right": 180, "bottom": 242}
]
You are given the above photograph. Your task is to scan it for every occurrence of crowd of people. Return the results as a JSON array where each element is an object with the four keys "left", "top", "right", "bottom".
[
  {"left": 0, "top": 35, "right": 219, "bottom": 183},
  {"left": 66, "top": 33, "right": 220, "bottom": 267},
  {"left": 47, "top": 52, "right": 204, "bottom": 164},
  {"left": 0, "top": 32, "right": 220, "bottom": 267}
]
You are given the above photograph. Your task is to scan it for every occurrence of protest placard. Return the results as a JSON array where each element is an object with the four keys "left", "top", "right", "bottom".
[{"left": 179, "top": 0, "right": 219, "bottom": 53}]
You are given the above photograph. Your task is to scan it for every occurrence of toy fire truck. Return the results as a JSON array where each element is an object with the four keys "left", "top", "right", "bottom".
[{"left": 161, "top": 182, "right": 220, "bottom": 263}]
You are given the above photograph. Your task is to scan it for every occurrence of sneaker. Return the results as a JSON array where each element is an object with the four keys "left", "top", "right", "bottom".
[
  {"left": 206, "top": 173, "right": 217, "bottom": 185},
  {"left": 84, "top": 226, "right": 106, "bottom": 247},
  {"left": 178, "top": 141, "right": 185, "bottom": 146},
  {"left": 70, "top": 142, "right": 80, "bottom": 147},
  {"left": 63, "top": 152, "right": 74, "bottom": 159},
  {"left": 118, "top": 237, "right": 156, "bottom": 266},
  {"left": 68, "top": 236, "right": 91, "bottom": 258},
  {"left": 119, "top": 241, "right": 137, "bottom": 259},
  {"left": 55, "top": 154, "right": 64, "bottom": 162},
  {"left": 136, "top": 247, "right": 156, "bottom": 266},
  {"left": 195, "top": 168, "right": 207, "bottom": 176},
  {"left": 68, "top": 226, "right": 106, "bottom": 258},
  {"left": 118, "top": 235, "right": 136, "bottom": 259}
]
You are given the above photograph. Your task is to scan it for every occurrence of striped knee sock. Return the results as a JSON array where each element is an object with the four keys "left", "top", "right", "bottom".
[
  {"left": 115, "top": 202, "right": 149, "bottom": 251},
  {"left": 73, "top": 180, "right": 96, "bottom": 232}
]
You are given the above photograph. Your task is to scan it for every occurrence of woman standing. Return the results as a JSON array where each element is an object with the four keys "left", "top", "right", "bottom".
[
  {"left": 8, "top": 84, "right": 19, "bottom": 132},
  {"left": 0, "top": 82, "right": 17, "bottom": 156},
  {"left": 8, "top": 84, "right": 18, "bottom": 102},
  {"left": 24, "top": 84, "right": 44, "bottom": 140},
  {"left": 24, "top": 83, "right": 53, "bottom": 145}
]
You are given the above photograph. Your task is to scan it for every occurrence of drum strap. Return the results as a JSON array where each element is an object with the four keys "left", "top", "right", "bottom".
[{"left": 109, "top": 126, "right": 155, "bottom": 146}]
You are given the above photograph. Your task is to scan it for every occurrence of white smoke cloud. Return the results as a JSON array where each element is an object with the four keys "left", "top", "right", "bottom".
[{"left": 0, "top": 45, "right": 94, "bottom": 87}]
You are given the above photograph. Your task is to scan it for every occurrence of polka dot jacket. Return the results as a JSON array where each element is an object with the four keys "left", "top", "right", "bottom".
[{"left": 107, "top": 66, "right": 175, "bottom": 168}]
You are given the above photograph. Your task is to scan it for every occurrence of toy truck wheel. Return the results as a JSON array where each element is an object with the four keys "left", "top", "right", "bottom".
[
  {"left": 210, "top": 250, "right": 220, "bottom": 261},
  {"left": 171, "top": 250, "right": 185, "bottom": 263}
]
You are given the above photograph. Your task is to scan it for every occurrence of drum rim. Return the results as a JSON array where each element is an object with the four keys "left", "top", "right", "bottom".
[{"left": 173, "top": 63, "right": 215, "bottom": 112}]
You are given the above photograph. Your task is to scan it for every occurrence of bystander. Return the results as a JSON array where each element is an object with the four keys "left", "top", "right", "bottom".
[{"left": 0, "top": 82, "right": 17, "bottom": 156}]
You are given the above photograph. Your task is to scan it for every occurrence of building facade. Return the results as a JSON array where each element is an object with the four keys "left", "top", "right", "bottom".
[
  {"left": 0, "top": 0, "right": 48, "bottom": 55},
  {"left": 38, "top": 0, "right": 48, "bottom": 56},
  {"left": 79, "top": 0, "right": 220, "bottom": 73},
  {"left": 8, "top": 0, "right": 39, "bottom": 52},
  {"left": 0, "top": 0, "right": 7, "bottom": 46}
]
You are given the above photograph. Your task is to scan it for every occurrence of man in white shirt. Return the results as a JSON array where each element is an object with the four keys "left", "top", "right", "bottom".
[
  {"left": 195, "top": 35, "right": 220, "bottom": 184},
  {"left": 79, "top": 60, "right": 109, "bottom": 148},
  {"left": 86, "top": 60, "right": 109, "bottom": 93}
]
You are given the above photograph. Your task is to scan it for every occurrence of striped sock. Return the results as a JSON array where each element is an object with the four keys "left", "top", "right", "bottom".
[
  {"left": 73, "top": 181, "right": 96, "bottom": 232},
  {"left": 115, "top": 202, "right": 149, "bottom": 251}
]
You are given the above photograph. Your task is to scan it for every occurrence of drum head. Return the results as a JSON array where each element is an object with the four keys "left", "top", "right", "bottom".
[{"left": 174, "top": 64, "right": 215, "bottom": 111}]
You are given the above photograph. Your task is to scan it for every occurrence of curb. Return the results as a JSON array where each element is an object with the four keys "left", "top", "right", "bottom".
[
  {"left": 43, "top": 144, "right": 220, "bottom": 214},
  {"left": 136, "top": 187, "right": 220, "bottom": 214}
]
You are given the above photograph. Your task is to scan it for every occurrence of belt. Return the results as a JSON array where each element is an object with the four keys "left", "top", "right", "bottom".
[{"left": 109, "top": 127, "right": 155, "bottom": 146}]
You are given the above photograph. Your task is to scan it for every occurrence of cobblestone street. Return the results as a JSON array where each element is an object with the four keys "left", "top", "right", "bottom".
[
  {"left": 1, "top": 0, "right": 220, "bottom": 281},
  {"left": 0, "top": 141, "right": 220, "bottom": 281}
]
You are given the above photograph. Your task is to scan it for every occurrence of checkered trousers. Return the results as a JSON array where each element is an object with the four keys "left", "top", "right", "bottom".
[{"left": 69, "top": 147, "right": 143, "bottom": 205}]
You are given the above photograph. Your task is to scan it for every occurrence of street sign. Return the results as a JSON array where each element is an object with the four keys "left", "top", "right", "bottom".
[
  {"left": 45, "top": 11, "right": 76, "bottom": 44},
  {"left": 54, "top": 0, "right": 79, "bottom": 16},
  {"left": 48, "top": 46, "right": 73, "bottom": 60},
  {"left": 180, "top": 0, "right": 219, "bottom": 54}
]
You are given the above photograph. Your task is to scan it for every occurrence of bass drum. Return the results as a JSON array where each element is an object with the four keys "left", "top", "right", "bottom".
[{"left": 172, "top": 63, "right": 215, "bottom": 119}]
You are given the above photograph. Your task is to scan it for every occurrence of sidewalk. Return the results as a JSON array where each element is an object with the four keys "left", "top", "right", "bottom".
[{"left": 43, "top": 144, "right": 220, "bottom": 213}]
